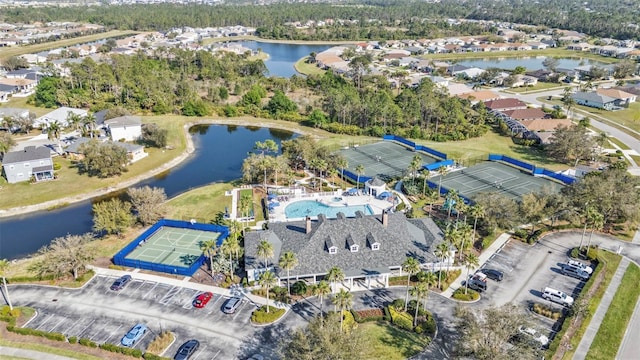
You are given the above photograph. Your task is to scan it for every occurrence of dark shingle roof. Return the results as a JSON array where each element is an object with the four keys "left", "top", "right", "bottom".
[
  {"left": 2, "top": 146, "right": 50, "bottom": 164},
  {"left": 245, "top": 212, "right": 444, "bottom": 278}
]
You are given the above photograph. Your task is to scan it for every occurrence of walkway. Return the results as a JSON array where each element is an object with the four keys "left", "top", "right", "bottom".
[
  {"left": 0, "top": 346, "right": 77, "bottom": 360},
  {"left": 440, "top": 232, "right": 512, "bottom": 298},
  {"left": 574, "top": 258, "right": 630, "bottom": 359}
]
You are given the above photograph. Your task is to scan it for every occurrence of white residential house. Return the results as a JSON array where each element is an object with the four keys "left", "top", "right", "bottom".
[
  {"left": 2, "top": 145, "right": 54, "bottom": 183},
  {"left": 104, "top": 116, "right": 142, "bottom": 142},
  {"left": 34, "top": 107, "right": 87, "bottom": 129}
]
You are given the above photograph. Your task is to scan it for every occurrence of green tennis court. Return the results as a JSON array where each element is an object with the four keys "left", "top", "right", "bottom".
[
  {"left": 339, "top": 141, "right": 439, "bottom": 180},
  {"left": 125, "top": 226, "right": 220, "bottom": 267},
  {"left": 432, "top": 161, "right": 563, "bottom": 201}
]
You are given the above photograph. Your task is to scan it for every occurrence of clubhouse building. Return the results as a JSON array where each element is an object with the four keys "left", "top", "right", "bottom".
[{"left": 244, "top": 210, "right": 446, "bottom": 290}]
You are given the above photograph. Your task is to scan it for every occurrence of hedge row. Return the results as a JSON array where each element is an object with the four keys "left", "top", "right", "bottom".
[
  {"left": 388, "top": 306, "right": 414, "bottom": 332},
  {"left": 350, "top": 308, "right": 385, "bottom": 323},
  {"left": 6, "top": 325, "right": 66, "bottom": 341},
  {"left": 452, "top": 288, "right": 480, "bottom": 301},
  {"left": 99, "top": 343, "right": 143, "bottom": 358},
  {"left": 143, "top": 353, "right": 172, "bottom": 360},
  {"left": 251, "top": 306, "right": 286, "bottom": 324}
]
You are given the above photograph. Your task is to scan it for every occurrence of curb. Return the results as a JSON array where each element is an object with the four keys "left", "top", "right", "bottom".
[
  {"left": 249, "top": 307, "right": 290, "bottom": 327},
  {"left": 158, "top": 332, "right": 177, "bottom": 358}
]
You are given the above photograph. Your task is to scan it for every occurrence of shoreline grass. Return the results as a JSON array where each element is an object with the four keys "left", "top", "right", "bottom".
[
  {"left": 294, "top": 56, "right": 326, "bottom": 76},
  {"left": 585, "top": 262, "right": 640, "bottom": 360}
]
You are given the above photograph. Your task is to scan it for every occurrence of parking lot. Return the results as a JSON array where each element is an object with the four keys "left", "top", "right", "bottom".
[
  {"left": 18, "top": 275, "right": 262, "bottom": 359},
  {"left": 472, "top": 238, "right": 592, "bottom": 343}
]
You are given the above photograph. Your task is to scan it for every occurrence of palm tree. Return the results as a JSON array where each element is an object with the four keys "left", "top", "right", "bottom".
[
  {"left": 402, "top": 257, "right": 421, "bottom": 312},
  {"left": 408, "top": 154, "right": 422, "bottom": 186},
  {"left": 457, "top": 223, "right": 473, "bottom": 261},
  {"left": 220, "top": 236, "right": 242, "bottom": 277},
  {"left": 355, "top": 164, "right": 365, "bottom": 189},
  {"left": 258, "top": 270, "right": 277, "bottom": 313},
  {"left": 419, "top": 271, "right": 438, "bottom": 290},
  {"left": 200, "top": 239, "right": 218, "bottom": 279},
  {"left": 424, "top": 189, "right": 438, "bottom": 217},
  {"left": 278, "top": 251, "right": 298, "bottom": 296},
  {"left": 470, "top": 204, "right": 485, "bottom": 249},
  {"left": 66, "top": 111, "right": 83, "bottom": 132},
  {"left": 433, "top": 244, "right": 448, "bottom": 289},
  {"left": 445, "top": 189, "right": 460, "bottom": 219},
  {"left": 437, "top": 166, "right": 448, "bottom": 196},
  {"left": 0, "top": 259, "right": 13, "bottom": 310},
  {"left": 464, "top": 254, "right": 480, "bottom": 295},
  {"left": 46, "top": 120, "right": 63, "bottom": 154},
  {"left": 586, "top": 208, "right": 605, "bottom": 251},
  {"left": 313, "top": 280, "right": 331, "bottom": 324},
  {"left": 326, "top": 266, "right": 345, "bottom": 295},
  {"left": 256, "top": 239, "right": 274, "bottom": 272},
  {"left": 332, "top": 289, "right": 353, "bottom": 333},
  {"left": 410, "top": 282, "right": 428, "bottom": 327},
  {"left": 238, "top": 193, "right": 252, "bottom": 234},
  {"left": 81, "top": 113, "right": 97, "bottom": 138},
  {"left": 444, "top": 226, "right": 461, "bottom": 261},
  {"left": 326, "top": 168, "right": 339, "bottom": 188},
  {"left": 597, "top": 132, "right": 609, "bottom": 150},
  {"left": 336, "top": 156, "right": 348, "bottom": 190}
]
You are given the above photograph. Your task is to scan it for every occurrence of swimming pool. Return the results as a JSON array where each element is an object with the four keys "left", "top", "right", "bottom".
[{"left": 284, "top": 200, "right": 374, "bottom": 219}]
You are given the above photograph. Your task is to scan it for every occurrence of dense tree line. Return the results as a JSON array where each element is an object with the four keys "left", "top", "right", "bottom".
[
  {"left": 33, "top": 49, "right": 489, "bottom": 141},
  {"left": 1, "top": 0, "right": 638, "bottom": 39}
]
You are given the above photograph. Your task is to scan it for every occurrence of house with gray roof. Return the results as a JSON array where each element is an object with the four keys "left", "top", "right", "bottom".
[
  {"left": 34, "top": 107, "right": 87, "bottom": 129},
  {"left": 65, "top": 137, "right": 147, "bottom": 163},
  {"left": 2, "top": 145, "right": 53, "bottom": 183},
  {"left": 244, "top": 211, "right": 446, "bottom": 291},
  {"left": 104, "top": 116, "right": 142, "bottom": 142},
  {"left": 572, "top": 91, "right": 617, "bottom": 110}
]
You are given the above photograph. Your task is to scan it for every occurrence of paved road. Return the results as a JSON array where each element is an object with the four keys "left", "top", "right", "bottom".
[{"left": 0, "top": 346, "right": 78, "bottom": 360}]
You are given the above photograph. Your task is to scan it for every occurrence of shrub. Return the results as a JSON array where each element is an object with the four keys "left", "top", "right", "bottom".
[
  {"left": 570, "top": 247, "right": 581, "bottom": 258},
  {"left": 383, "top": 306, "right": 391, "bottom": 321},
  {"left": 388, "top": 306, "right": 414, "bottom": 331},
  {"left": 532, "top": 302, "right": 562, "bottom": 320},
  {"left": 395, "top": 202, "right": 406, "bottom": 211},
  {"left": 6, "top": 325, "right": 66, "bottom": 341},
  {"left": 513, "top": 229, "right": 528, "bottom": 239},
  {"left": 452, "top": 288, "right": 480, "bottom": 301},
  {"left": 99, "top": 342, "right": 143, "bottom": 357},
  {"left": 79, "top": 338, "right": 97, "bottom": 348},
  {"left": 351, "top": 308, "right": 384, "bottom": 323},
  {"left": 53, "top": 162, "right": 62, "bottom": 170},
  {"left": 144, "top": 353, "right": 172, "bottom": 360},
  {"left": 291, "top": 281, "right": 308, "bottom": 296},
  {"left": 251, "top": 306, "right": 286, "bottom": 324},
  {"left": 342, "top": 310, "right": 357, "bottom": 331},
  {"left": 68, "top": 336, "right": 78, "bottom": 344},
  {"left": 391, "top": 298, "right": 405, "bottom": 311},
  {"left": 146, "top": 331, "right": 175, "bottom": 355}
]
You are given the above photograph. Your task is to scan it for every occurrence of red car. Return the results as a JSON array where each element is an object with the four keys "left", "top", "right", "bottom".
[{"left": 193, "top": 292, "right": 213, "bottom": 308}]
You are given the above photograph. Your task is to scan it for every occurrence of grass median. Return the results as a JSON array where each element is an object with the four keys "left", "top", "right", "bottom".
[
  {"left": 359, "top": 322, "right": 431, "bottom": 360},
  {"left": 585, "top": 262, "right": 640, "bottom": 360}
]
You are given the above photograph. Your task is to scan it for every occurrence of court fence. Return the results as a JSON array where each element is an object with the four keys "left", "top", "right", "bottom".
[
  {"left": 489, "top": 154, "right": 575, "bottom": 185},
  {"left": 341, "top": 168, "right": 372, "bottom": 184},
  {"left": 424, "top": 159, "right": 454, "bottom": 171},
  {"left": 382, "top": 135, "right": 447, "bottom": 160},
  {"left": 113, "top": 219, "right": 229, "bottom": 277}
]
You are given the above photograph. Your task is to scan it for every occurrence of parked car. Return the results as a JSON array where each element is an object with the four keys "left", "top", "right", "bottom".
[
  {"left": 542, "top": 287, "right": 574, "bottom": 307},
  {"left": 174, "top": 339, "right": 200, "bottom": 360},
  {"left": 223, "top": 296, "right": 243, "bottom": 314},
  {"left": 479, "top": 268, "right": 503, "bottom": 281},
  {"left": 121, "top": 324, "right": 147, "bottom": 347},
  {"left": 561, "top": 264, "right": 590, "bottom": 281},
  {"left": 193, "top": 292, "right": 213, "bottom": 308},
  {"left": 467, "top": 273, "right": 487, "bottom": 292},
  {"left": 518, "top": 326, "right": 550, "bottom": 348},
  {"left": 567, "top": 259, "right": 593, "bottom": 274},
  {"left": 110, "top": 275, "right": 132, "bottom": 291}
]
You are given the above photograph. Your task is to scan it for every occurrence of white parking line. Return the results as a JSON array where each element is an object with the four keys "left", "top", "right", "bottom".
[
  {"left": 232, "top": 301, "right": 248, "bottom": 321},
  {"left": 191, "top": 345, "right": 206, "bottom": 360},
  {"left": 89, "top": 321, "right": 110, "bottom": 341},
  {"left": 142, "top": 282, "right": 159, "bottom": 299},
  {"left": 47, "top": 317, "right": 68, "bottom": 333},
  {"left": 211, "top": 349, "right": 222, "bottom": 359},
  {"left": 75, "top": 319, "right": 96, "bottom": 338},
  {"left": 132, "top": 330, "right": 150, "bottom": 350},
  {"left": 129, "top": 280, "right": 148, "bottom": 296},
  {"left": 160, "top": 286, "right": 181, "bottom": 305},
  {"left": 100, "top": 324, "right": 122, "bottom": 344},
  {"left": 34, "top": 314, "right": 55, "bottom": 330}
]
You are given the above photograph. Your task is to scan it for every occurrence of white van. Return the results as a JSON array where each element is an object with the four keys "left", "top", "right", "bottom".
[
  {"left": 567, "top": 260, "right": 593, "bottom": 274},
  {"left": 542, "top": 287, "right": 574, "bottom": 307}
]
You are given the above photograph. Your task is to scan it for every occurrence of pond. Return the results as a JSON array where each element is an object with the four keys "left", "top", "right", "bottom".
[
  {"left": 237, "top": 41, "right": 332, "bottom": 77},
  {"left": 0, "top": 125, "right": 295, "bottom": 260}
]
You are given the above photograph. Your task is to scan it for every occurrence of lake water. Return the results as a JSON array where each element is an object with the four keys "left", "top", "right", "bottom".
[
  {"left": 455, "top": 56, "right": 612, "bottom": 71},
  {"left": 238, "top": 41, "right": 332, "bottom": 77},
  {"left": 0, "top": 125, "right": 295, "bottom": 260}
]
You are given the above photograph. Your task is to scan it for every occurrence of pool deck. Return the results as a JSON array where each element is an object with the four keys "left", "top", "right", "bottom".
[{"left": 267, "top": 190, "right": 395, "bottom": 223}]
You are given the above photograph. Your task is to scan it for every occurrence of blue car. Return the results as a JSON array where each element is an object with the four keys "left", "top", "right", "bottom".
[{"left": 121, "top": 324, "right": 148, "bottom": 347}]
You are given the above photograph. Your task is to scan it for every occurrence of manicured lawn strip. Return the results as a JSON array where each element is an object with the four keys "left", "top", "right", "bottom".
[
  {"left": 585, "top": 263, "right": 640, "bottom": 360},
  {"left": 359, "top": 322, "right": 431, "bottom": 360},
  {"left": 0, "top": 30, "right": 138, "bottom": 61},
  {"left": 607, "top": 136, "right": 632, "bottom": 150},
  {"left": 0, "top": 339, "right": 103, "bottom": 360},
  {"left": 166, "top": 182, "right": 234, "bottom": 223},
  {"left": 504, "top": 82, "right": 563, "bottom": 93},
  {"left": 630, "top": 154, "right": 640, "bottom": 165},
  {"left": 554, "top": 250, "right": 621, "bottom": 359},
  {"left": 294, "top": 56, "right": 326, "bottom": 76}
]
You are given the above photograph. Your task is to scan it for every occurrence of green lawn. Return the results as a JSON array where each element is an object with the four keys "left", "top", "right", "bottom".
[
  {"left": 294, "top": 57, "right": 326, "bottom": 76},
  {"left": 166, "top": 182, "right": 234, "bottom": 223},
  {"left": 359, "top": 322, "right": 431, "bottom": 360},
  {"left": 557, "top": 250, "right": 622, "bottom": 359},
  {"left": 585, "top": 262, "right": 640, "bottom": 360},
  {"left": 606, "top": 137, "right": 632, "bottom": 150},
  {"left": 506, "top": 82, "right": 565, "bottom": 93},
  {"left": 420, "top": 48, "right": 619, "bottom": 64},
  {"left": 0, "top": 30, "right": 137, "bottom": 61}
]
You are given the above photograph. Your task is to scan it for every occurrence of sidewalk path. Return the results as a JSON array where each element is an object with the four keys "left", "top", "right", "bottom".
[
  {"left": 88, "top": 266, "right": 289, "bottom": 309},
  {"left": 0, "top": 346, "right": 77, "bottom": 360},
  {"left": 441, "top": 232, "right": 512, "bottom": 298},
  {"left": 573, "top": 258, "right": 630, "bottom": 359},
  {"left": 617, "top": 284, "right": 640, "bottom": 360}
]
